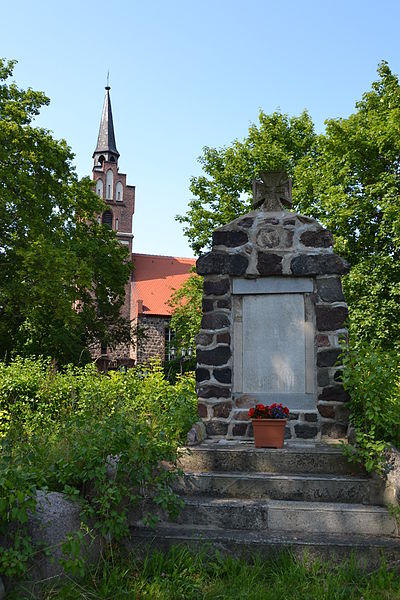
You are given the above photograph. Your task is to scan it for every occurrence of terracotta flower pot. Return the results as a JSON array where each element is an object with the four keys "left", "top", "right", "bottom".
[{"left": 252, "top": 418, "right": 286, "bottom": 448}]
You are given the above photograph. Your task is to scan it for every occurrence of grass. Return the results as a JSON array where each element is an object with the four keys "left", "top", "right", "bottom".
[{"left": 8, "top": 546, "right": 400, "bottom": 600}]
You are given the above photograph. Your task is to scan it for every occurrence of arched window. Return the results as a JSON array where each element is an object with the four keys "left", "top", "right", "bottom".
[
  {"left": 116, "top": 181, "right": 123, "bottom": 201},
  {"left": 106, "top": 169, "right": 113, "bottom": 200},
  {"left": 102, "top": 210, "right": 113, "bottom": 229},
  {"left": 98, "top": 155, "right": 105, "bottom": 166},
  {"left": 96, "top": 179, "right": 103, "bottom": 198},
  {"left": 115, "top": 218, "right": 119, "bottom": 231}
]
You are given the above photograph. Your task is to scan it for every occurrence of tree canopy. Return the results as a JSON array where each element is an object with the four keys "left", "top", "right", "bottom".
[
  {"left": 176, "top": 110, "right": 316, "bottom": 256},
  {"left": 0, "top": 59, "right": 132, "bottom": 365},
  {"left": 175, "top": 62, "right": 400, "bottom": 349},
  {"left": 168, "top": 269, "right": 203, "bottom": 350}
]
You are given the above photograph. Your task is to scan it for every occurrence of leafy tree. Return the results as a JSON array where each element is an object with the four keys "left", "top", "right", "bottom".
[
  {"left": 176, "top": 110, "right": 316, "bottom": 255},
  {"left": 296, "top": 61, "right": 400, "bottom": 348},
  {"left": 168, "top": 269, "right": 203, "bottom": 349},
  {"left": 0, "top": 59, "right": 132, "bottom": 365},
  {"left": 177, "top": 62, "right": 400, "bottom": 349}
]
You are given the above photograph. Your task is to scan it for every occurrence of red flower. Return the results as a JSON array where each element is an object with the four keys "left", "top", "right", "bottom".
[{"left": 248, "top": 407, "right": 255, "bottom": 418}]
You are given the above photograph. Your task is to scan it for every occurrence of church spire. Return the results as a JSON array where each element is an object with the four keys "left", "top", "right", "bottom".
[{"left": 93, "top": 84, "right": 120, "bottom": 167}]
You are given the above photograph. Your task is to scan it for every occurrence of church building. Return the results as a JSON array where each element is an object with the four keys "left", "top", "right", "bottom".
[{"left": 91, "top": 85, "right": 195, "bottom": 368}]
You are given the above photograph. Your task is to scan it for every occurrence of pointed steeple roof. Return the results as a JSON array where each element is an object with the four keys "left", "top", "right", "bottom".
[{"left": 93, "top": 86, "right": 120, "bottom": 161}]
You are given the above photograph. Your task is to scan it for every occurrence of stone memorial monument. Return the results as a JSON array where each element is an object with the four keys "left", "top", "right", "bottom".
[{"left": 195, "top": 171, "right": 350, "bottom": 443}]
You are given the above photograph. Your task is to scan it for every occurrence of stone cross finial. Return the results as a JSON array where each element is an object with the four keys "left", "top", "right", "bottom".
[{"left": 252, "top": 171, "right": 292, "bottom": 211}]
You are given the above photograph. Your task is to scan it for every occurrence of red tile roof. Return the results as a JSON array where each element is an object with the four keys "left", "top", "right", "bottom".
[{"left": 132, "top": 253, "right": 196, "bottom": 316}]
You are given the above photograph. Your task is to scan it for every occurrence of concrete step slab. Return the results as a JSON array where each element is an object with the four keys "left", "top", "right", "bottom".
[
  {"left": 127, "top": 525, "right": 400, "bottom": 568},
  {"left": 176, "top": 472, "right": 383, "bottom": 505},
  {"left": 179, "top": 443, "right": 363, "bottom": 475},
  {"left": 267, "top": 499, "right": 397, "bottom": 536},
  {"left": 130, "top": 497, "right": 397, "bottom": 536}
]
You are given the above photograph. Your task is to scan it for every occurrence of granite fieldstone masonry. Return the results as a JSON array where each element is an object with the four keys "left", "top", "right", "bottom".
[
  {"left": 197, "top": 252, "right": 248, "bottom": 276},
  {"left": 291, "top": 254, "right": 350, "bottom": 276},
  {"left": 195, "top": 171, "right": 350, "bottom": 443},
  {"left": 212, "top": 230, "right": 249, "bottom": 247}
]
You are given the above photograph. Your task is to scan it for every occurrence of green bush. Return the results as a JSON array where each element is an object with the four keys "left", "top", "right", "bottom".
[
  {"left": 341, "top": 343, "right": 400, "bottom": 472},
  {"left": 0, "top": 357, "right": 197, "bottom": 579}
]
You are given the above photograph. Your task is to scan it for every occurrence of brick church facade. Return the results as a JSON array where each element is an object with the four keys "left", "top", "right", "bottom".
[{"left": 91, "top": 86, "right": 195, "bottom": 368}]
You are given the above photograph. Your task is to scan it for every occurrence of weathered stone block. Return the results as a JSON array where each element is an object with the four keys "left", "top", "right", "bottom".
[
  {"left": 237, "top": 217, "right": 254, "bottom": 228},
  {"left": 318, "top": 404, "right": 335, "bottom": 419},
  {"left": 235, "top": 395, "right": 253, "bottom": 408},
  {"left": 195, "top": 332, "right": 213, "bottom": 347},
  {"left": 233, "top": 410, "right": 250, "bottom": 421},
  {"left": 212, "top": 230, "right": 248, "bottom": 247},
  {"left": 198, "top": 403, "right": 208, "bottom": 418},
  {"left": 295, "top": 424, "right": 318, "bottom": 439},
  {"left": 318, "top": 386, "right": 350, "bottom": 403},
  {"left": 317, "top": 277, "right": 345, "bottom": 302},
  {"left": 201, "top": 312, "right": 230, "bottom": 330},
  {"left": 316, "top": 334, "right": 330, "bottom": 347},
  {"left": 187, "top": 421, "right": 206, "bottom": 446},
  {"left": 25, "top": 491, "right": 100, "bottom": 581},
  {"left": 317, "top": 368, "right": 331, "bottom": 387},
  {"left": 212, "top": 402, "right": 233, "bottom": 418},
  {"left": 304, "top": 413, "right": 318, "bottom": 422},
  {"left": 256, "top": 227, "right": 293, "bottom": 249},
  {"left": 203, "top": 277, "right": 230, "bottom": 296},
  {"left": 197, "top": 346, "right": 231, "bottom": 366},
  {"left": 196, "top": 368, "right": 210, "bottom": 383},
  {"left": 202, "top": 299, "right": 214, "bottom": 313},
  {"left": 213, "top": 367, "right": 232, "bottom": 384},
  {"left": 300, "top": 230, "right": 333, "bottom": 248},
  {"left": 256, "top": 252, "right": 283, "bottom": 275},
  {"left": 217, "top": 332, "right": 231, "bottom": 345},
  {"left": 321, "top": 422, "right": 348, "bottom": 438},
  {"left": 216, "top": 298, "right": 231, "bottom": 309},
  {"left": 317, "top": 349, "right": 342, "bottom": 367},
  {"left": 316, "top": 305, "right": 348, "bottom": 331},
  {"left": 262, "top": 217, "right": 280, "bottom": 225},
  {"left": 198, "top": 385, "right": 231, "bottom": 399},
  {"left": 206, "top": 420, "right": 229, "bottom": 436},
  {"left": 197, "top": 252, "right": 248, "bottom": 276},
  {"left": 291, "top": 254, "right": 350, "bottom": 276},
  {"left": 232, "top": 423, "right": 247, "bottom": 436}
]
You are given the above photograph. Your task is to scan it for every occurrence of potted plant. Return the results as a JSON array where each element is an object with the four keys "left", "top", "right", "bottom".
[{"left": 248, "top": 403, "right": 289, "bottom": 448}]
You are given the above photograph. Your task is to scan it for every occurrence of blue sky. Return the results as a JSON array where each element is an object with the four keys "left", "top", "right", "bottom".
[{"left": 2, "top": 0, "right": 400, "bottom": 257}]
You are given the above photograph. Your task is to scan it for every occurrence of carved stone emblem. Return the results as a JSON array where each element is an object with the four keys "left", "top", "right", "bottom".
[
  {"left": 252, "top": 171, "right": 292, "bottom": 211},
  {"left": 256, "top": 226, "right": 293, "bottom": 249},
  {"left": 256, "top": 227, "right": 281, "bottom": 248}
]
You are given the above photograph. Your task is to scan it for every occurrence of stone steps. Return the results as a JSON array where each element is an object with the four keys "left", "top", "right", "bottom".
[
  {"left": 128, "top": 525, "right": 400, "bottom": 567},
  {"left": 175, "top": 471, "right": 382, "bottom": 505},
  {"left": 128, "top": 443, "right": 397, "bottom": 564},
  {"left": 131, "top": 497, "right": 397, "bottom": 536},
  {"left": 178, "top": 443, "right": 363, "bottom": 475}
]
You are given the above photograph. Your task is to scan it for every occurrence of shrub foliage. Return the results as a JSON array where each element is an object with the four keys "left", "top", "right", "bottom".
[{"left": 0, "top": 358, "right": 197, "bottom": 579}]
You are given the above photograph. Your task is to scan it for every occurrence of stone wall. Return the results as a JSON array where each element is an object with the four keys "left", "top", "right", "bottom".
[
  {"left": 196, "top": 202, "right": 350, "bottom": 443},
  {"left": 137, "top": 315, "right": 169, "bottom": 363}
]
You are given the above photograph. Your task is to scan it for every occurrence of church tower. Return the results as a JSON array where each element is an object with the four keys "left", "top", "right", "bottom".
[
  {"left": 92, "top": 85, "right": 135, "bottom": 368},
  {"left": 92, "top": 85, "right": 135, "bottom": 254}
]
